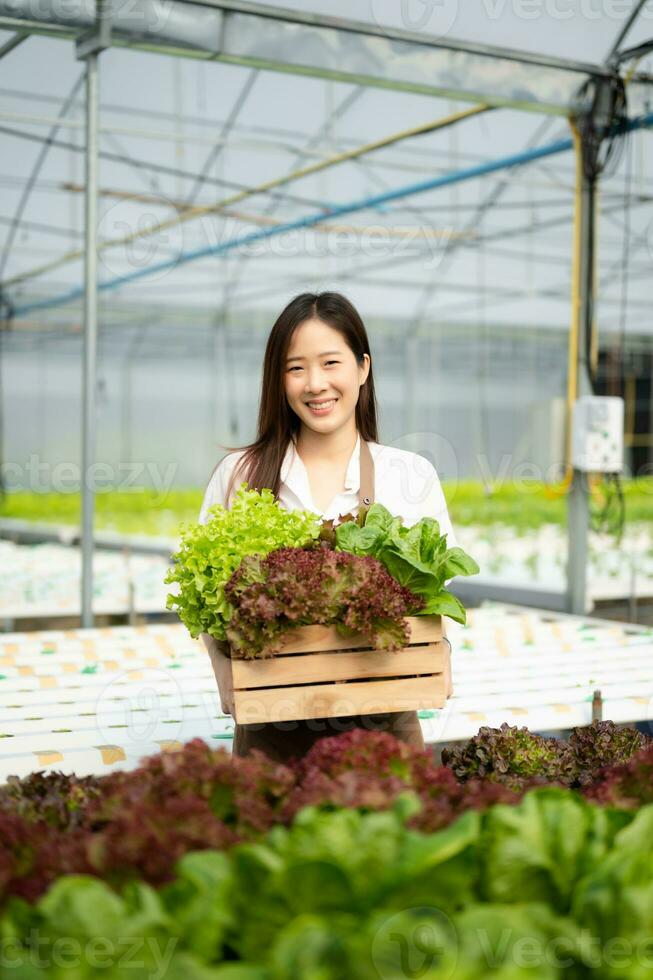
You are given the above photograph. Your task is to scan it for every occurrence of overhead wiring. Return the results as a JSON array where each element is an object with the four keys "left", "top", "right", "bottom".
[
  {"left": 571, "top": 71, "right": 631, "bottom": 541},
  {"left": 0, "top": 124, "right": 335, "bottom": 222},
  {"left": 2, "top": 103, "right": 493, "bottom": 293},
  {"left": 0, "top": 287, "right": 13, "bottom": 501},
  {"left": 0, "top": 71, "right": 85, "bottom": 283},
  {"left": 589, "top": 114, "right": 635, "bottom": 544},
  {"left": 221, "top": 86, "right": 367, "bottom": 308}
]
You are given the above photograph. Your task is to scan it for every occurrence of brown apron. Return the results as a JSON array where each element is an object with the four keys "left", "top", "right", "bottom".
[{"left": 232, "top": 438, "right": 425, "bottom": 764}]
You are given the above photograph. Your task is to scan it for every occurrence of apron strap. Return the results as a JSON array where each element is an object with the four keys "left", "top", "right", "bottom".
[{"left": 359, "top": 437, "right": 375, "bottom": 507}]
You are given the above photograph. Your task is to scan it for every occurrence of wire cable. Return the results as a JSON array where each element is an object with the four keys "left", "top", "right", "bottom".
[
  {"left": 556, "top": 71, "right": 631, "bottom": 525},
  {"left": 0, "top": 288, "right": 13, "bottom": 501},
  {"left": 589, "top": 120, "right": 635, "bottom": 543},
  {"left": 0, "top": 72, "right": 85, "bottom": 283}
]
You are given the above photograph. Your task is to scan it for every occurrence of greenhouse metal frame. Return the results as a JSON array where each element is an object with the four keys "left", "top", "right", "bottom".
[{"left": 1, "top": 0, "right": 652, "bottom": 623}]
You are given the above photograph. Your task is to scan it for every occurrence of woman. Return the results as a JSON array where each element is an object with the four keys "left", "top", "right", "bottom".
[{"left": 199, "top": 291, "right": 458, "bottom": 763}]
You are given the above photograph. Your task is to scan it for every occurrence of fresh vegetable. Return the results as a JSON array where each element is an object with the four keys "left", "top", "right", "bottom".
[
  {"left": 443, "top": 721, "right": 653, "bottom": 790},
  {"left": 567, "top": 720, "right": 652, "bottom": 787},
  {"left": 442, "top": 723, "right": 573, "bottom": 790},
  {"left": 1, "top": 721, "right": 651, "bottom": 912},
  {"left": 334, "top": 502, "right": 479, "bottom": 624},
  {"left": 165, "top": 485, "right": 322, "bottom": 641},
  {"left": 223, "top": 544, "right": 424, "bottom": 658},
  {"left": 166, "top": 490, "right": 477, "bottom": 644},
  {"left": 88, "top": 737, "right": 295, "bottom": 838},
  {"left": 5, "top": 790, "right": 653, "bottom": 978},
  {"left": 0, "top": 734, "right": 511, "bottom": 906},
  {"left": 0, "top": 741, "right": 296, "bottom": 902},
  {"left": 0, "top": 769, "right": 101, "bottom": 830},
  {"left": 281, "top": 728, "right": 517, "bottom": 832},
  {"left": 584, "top": 743, "right": 653, "bottom": 809}
]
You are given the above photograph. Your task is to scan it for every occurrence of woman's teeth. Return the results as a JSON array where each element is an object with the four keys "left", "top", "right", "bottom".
[{"left": 307, "top": 399, "right": 337, "bottom": 413}]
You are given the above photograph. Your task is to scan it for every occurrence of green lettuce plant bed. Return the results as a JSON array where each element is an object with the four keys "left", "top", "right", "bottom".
[
  {"left": 166, "top": 488, "right": 476, "bottom": 723},
  {"left": 2, "top": 721, "right": 653, "bottom": 979}
]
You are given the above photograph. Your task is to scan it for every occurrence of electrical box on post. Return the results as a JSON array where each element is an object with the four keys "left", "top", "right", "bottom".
[{"left": 571, "top": 396, "right": 624, "bottom": 473}]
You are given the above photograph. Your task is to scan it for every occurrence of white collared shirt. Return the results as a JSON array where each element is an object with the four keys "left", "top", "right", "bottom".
[{"left": 198, "top": 433, "right": 458, "bottom": 549}]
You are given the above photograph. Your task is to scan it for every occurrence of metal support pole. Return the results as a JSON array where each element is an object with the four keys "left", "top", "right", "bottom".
[
  {"left": 80, "top": 50, "right": 98, "bottom": 628},
  {"left": 591, "top": 688, "right": 603, "bottom": 723},
  {"left": 0, "top": 31, "right": 27, "bottom": 60},
  {"left": 566, "top": 133, "right": 595, "bottom": 616},
  {"left": 76, "top": 3, "right": 110, "bottom": 627}
]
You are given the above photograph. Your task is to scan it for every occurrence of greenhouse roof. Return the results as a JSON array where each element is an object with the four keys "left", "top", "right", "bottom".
[{"left": 1, "top": 0, "right": 652, "bottom": 334}]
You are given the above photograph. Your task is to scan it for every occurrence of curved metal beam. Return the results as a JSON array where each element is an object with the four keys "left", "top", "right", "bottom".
[{"left": 0, "top": 0, "right": 626, "bottom": 115}]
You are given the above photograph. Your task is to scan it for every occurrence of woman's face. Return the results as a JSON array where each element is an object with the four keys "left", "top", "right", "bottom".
[{"left": 284, "top": 318, "right": 370, "bottom": 434}]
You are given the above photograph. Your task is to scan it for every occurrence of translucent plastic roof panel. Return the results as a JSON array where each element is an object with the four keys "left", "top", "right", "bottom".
[
  {"left": 1, "top": 5, "right": 652, "bottom": 340},
  {"left": 0, "top": 0, "right": 633, "bottom": 116},
  {"left": 255, "top": 0, "right": 648, "bottom": 64}
]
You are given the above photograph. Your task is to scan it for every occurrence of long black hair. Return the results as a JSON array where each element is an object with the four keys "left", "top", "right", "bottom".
[{"left": 215, "top": 291, "right": 379, "bottom": 506}]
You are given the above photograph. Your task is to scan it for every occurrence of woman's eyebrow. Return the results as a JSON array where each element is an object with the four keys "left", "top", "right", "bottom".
[{"left": 286, "top": 350, "right": 343, "bottom": 363}]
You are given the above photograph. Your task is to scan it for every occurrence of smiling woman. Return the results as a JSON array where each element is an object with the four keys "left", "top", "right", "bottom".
[
  {"left": 211, "top": 292, "right": 378, "bottom": 514},
  {"left": 197, "top": 291, "right": 459, "bottom": 763},
  {"left": 282, "top": 315, "right": 371, "bottom": 512}
]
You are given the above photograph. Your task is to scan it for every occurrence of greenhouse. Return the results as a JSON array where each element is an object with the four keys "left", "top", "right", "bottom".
[{"left": 1, "top": 1, "right": 653, "bottom": 976}]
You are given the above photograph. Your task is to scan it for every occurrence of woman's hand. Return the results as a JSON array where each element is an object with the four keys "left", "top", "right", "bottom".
[{"left": 200, "top": 632, "right": 234, "bottom": 716}]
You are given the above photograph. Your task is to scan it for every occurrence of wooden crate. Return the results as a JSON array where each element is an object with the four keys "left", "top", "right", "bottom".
[{"left": 207, "top": 615, "right": 449, "bottom": 724}]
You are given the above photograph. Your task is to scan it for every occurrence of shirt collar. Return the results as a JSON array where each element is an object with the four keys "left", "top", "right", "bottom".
[{"left": 280, "top": 432, "right": 361, "bottom": 499}]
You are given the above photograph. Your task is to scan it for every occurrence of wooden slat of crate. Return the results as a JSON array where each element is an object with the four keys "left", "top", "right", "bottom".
[
  {"left": 232, "top": 641, "right": 446, "bottom": 689},
  {"left": 207, "top": 639, "right": 235, "bottom": 715},
  {"left": 233, "top": 673, "right": 447, "bottom": 723},
  {"left": 272, "top": 615, "right": 442, "bottom": 654},
  {"left": 205, "top": 615, "right": 445, "bottom": 723}
]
